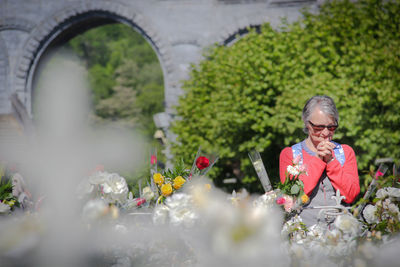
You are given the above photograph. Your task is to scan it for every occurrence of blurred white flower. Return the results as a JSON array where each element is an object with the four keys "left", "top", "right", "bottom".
[
  {"left": 376, "top": 188, "right": 389, "bottom": 199},
  {"left": 79, "top": 171, "right": 129, "bottom": 204},
  {"left": 363, "top": 204, "right": 379, "bottom": 224},
  {"left": 165, "top": 193, "right": 198, "bottom": 227},
  {"left": 282, "top": 215, "right": 307, "bottom": 244},
  {"left": 142, "top": 186, "right": 155, "bottom": 202},
  {"left": 307, "top": 224, "right": 325, "bottom": 241},
  {"left": 386, "top": 187, "right": 400, "bottom": 198},
  {"left": 82, "top": 199, "right": 108, "bottom": 222},
  {"left": 101, "top": 173, "right": 129, "bottom": 204},
  {"left": 334, "top": 214, "right": 360, "bottom": 236},
  {"left": 388, "top": 203, "right": 399, "bottom": 215}
]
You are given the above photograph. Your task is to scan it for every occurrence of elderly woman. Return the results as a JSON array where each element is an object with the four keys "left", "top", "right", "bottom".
[{"left": 279, "top": 95, "right": 360, "bottom": 227}]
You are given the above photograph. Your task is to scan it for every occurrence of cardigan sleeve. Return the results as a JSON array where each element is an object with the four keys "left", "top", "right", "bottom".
[
  {"left": 326, "top": 144, "right": 360, "bottom": 203},
  {"left": 279, "top": 147, "right": 327, "bottom": 196}
]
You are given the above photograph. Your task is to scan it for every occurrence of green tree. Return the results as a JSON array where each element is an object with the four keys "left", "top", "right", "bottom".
[
  {"left": 68, "top": 23, "right": 164, "bottom": 138},
  {"left": 172, "top": 0, "right": 400, "bottom": 194}
]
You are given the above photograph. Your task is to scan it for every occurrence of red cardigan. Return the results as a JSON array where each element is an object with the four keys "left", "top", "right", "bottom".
[{"left": 279, "top": 144, "right": 360, "bottom": 204}]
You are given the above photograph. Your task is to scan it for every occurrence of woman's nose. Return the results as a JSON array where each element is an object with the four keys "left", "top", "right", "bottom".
[{"left": 321, "top": 127, "right": 331, "bottom": 136}]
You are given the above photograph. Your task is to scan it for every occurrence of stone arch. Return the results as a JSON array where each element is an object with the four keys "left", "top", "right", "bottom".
[
  {"left": 14, "top": 0, "right": 173, "bottom": 115},
  {"left": 216, "top": 13, "right": 270, "bottom": 46},
  {"left": 0, "top": 17, "right": 34, "bottom": 32},
  {"left": 0, "top": 17, "right": 34, "bottom": 109}
]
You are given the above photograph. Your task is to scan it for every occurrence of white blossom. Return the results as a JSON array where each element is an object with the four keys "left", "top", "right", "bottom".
[
  {"left": 386, "top": 187, "right": 400, "bottom": 198},
  {"left": 334, "top": 214, "right": 360, "bottom": 236},
  {"left": 101, "top": 173, "right": 129, "bottom": 204},
  {"left": 287, "top": 165, "right": 300, "bottom": 176},
  {"left": 142, "top": 186, "right": 155, "bottom": 202},
  {"left": 165, "top": 193, "right": 198, "bottom": 227},
  {"left": 363, "top": 204, "right": 379, "bottom": 224},
  {"left": 376, "top": 188, "right": 389, "bottom": 199}
]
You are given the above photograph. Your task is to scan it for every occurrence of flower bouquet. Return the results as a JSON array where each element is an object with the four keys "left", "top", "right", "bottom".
[
  {"left": 275, "top": 155, "right": 309, "bottom": 216},
  {"left": 152, "top": 158, "right": 190, "bottom": 204},
  {"left": 0, "top": 166, "right": 21, "bottom": 214}
]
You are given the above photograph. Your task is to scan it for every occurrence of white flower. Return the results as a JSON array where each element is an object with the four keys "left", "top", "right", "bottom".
[
  {"left": 88, "top": 171, "right": 109, "bottom": 185},
  {"left": 307, "top": 224, "right": 325, "bottom": 241},
  {"left": 165, "top": 193, "right": 198, "bottom": 227},
  {"left": 386, "top": 187, "right": 400, "bottom": 198},
  {"left": 101, "top": 173, "right": 129, "bottom": 204},
  {"left": 363, "top": 204, "right": 379, "bottom": 224},
  {"left": 334, "top": 214, "right": 360, "bottom": 236},
  {"left": 142, "top": 186, "right": 155, "bottom": 202},
  {"left": 82, "top": 199, "right": 108, "bottom": 222},
  {"left": 376, "top": 188, "right": 389, "bottom": 199},
  {"left": 287, "top": 165, "right": 300, "bottom": 176},
  {"left": 388, "top": 203, "right": 399, "bottom": 215},
  {"left": 0, "top": 202, "right": 11, "bottom": 213}
]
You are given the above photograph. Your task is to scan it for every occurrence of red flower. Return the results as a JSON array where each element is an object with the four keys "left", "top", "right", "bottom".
[
  {"left": 375, "top": 170, "right": 384, "bottom": 180},
  {"left": 150, "top": 155, "right": 157, "bottom": 165},
  {"left": 276, "top": 197, "right": 286, "bottom": 205},
  {"left": 136, "top": 198, "right": 146, "bottom": 207},
  {"left": 196, "top": 156, "right": 210, "bottom": 170}
]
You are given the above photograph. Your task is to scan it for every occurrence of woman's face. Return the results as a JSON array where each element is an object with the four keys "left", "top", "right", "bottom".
[{"left": 306, "top": 107, "right": 337, "bottom": 146}]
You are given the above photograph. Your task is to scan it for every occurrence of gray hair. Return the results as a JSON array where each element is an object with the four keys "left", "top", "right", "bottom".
[{"left": 302, "top": 95, "right": 339, "bottom": 134}]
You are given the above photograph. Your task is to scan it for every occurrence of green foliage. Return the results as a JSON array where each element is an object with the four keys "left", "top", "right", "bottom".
[
  {"left": 0, "top": 166, "right": 19, "bottom": 210},
  {"left": 172, "top": 0, "right": 400, "bottom": 194},
  {"left": 162, "top": 158, "right": 190, "bottom": 180},
  {"left": 68, "top": 23, "right": 164, "bottom": 138}
]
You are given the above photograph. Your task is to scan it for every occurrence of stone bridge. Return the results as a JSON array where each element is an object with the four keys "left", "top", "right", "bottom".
[{"left": 0, "top": 0, "right": 320, "bottom": 131}]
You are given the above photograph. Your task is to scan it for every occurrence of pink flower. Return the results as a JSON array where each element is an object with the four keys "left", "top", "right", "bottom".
[
  {"left": 150, "top": 155, "right": 157, "bottom": 165},
  {"left": 283, "top": 196, "right": 294, "bottom": 212},
  {"left": 293, "top": 155, "right": 302, "bottom": 165},
  {"left": 276, "top": 197, "right": 286, "bottom": 205},
  {"left": 136, "top": 198, "right": 146, "bottom": 207}
]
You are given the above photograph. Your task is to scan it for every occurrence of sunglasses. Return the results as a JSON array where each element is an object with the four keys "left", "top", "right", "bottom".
[{"left": 308, "top": 120, "right": 338, "bottom": 132}]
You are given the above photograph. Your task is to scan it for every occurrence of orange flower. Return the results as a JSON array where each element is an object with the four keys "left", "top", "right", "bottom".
[
  {"left": 173, "top": 176, "right": 186, "bottom": 190},
  {"left": 161, "top": 183, "right": 173, "bottom": 196},
  {"left": 153, "top": 173, "right": 164, "bottom": 186},
  {"left": 301, "top": 194, "right": 309, "bottom": 204}
]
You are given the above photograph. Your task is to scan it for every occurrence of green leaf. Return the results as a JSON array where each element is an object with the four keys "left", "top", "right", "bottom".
[{"left": 291, "top": 184, "right": 300, "bottom": 195}]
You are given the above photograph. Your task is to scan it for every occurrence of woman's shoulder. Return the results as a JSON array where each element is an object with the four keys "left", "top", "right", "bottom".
[{"left": 280, "top": 146, "right": 293, "bottom": 157}]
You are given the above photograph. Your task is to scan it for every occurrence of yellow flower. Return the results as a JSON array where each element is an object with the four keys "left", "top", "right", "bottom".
[
  {"left": 153, "top": 173, "right": 164, "bottom": 186},
  {"left": 301, "top": 194, "right": 309, "bottom": 204},
  {"left": 161, "top": 183, "right": 173, "bottom": 196},
  {"left": 173, "top": 176, "right": 186, "bottom": 190}
]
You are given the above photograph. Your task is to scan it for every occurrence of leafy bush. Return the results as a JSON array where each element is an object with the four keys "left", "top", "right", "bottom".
[{"left": 172, "top": 0, "right": 400, "bottom": 194}]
